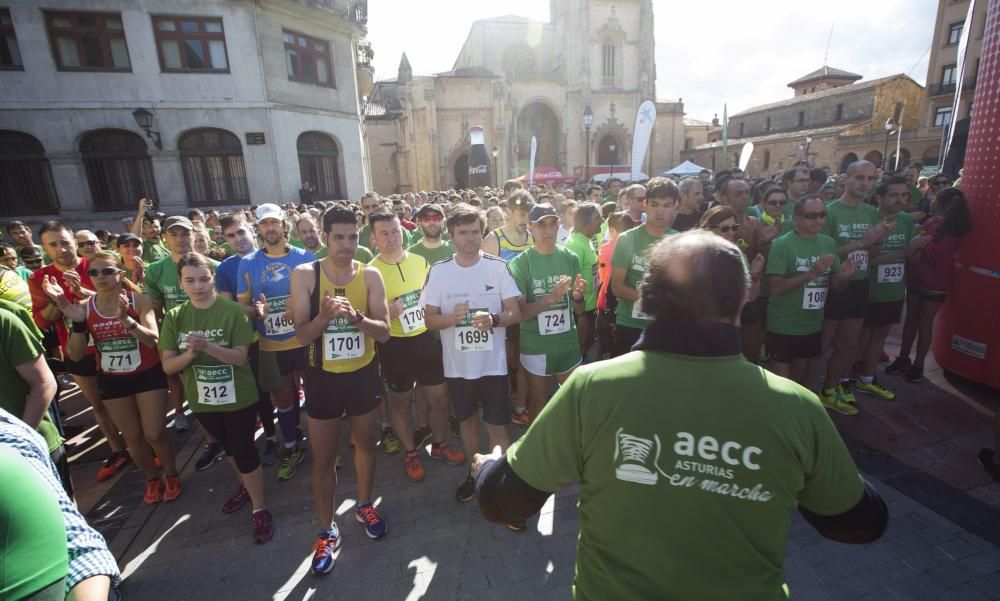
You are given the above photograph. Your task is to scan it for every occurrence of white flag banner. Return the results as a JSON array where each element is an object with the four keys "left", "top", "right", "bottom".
[
  {"left": 630, "top": 100, "right": 656, "bottom": 181},
  {"left": 739, "top": 142, "right": 754, "bottom": 172},
  {"left": 895, "top": 121, "right": 903, "bottom": 170},
  {"left": 529, "top": 136, "right": 538, "bottom": 187},
  {"left": 943, "top": 0, "right": 976, "bottom": 164}
]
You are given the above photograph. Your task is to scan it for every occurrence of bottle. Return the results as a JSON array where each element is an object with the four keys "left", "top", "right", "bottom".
[{"left": 468, "top": 125, "right": 491, "bottom": 188}]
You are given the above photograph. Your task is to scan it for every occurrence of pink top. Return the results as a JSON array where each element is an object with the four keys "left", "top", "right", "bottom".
[{"left": 908, "top": 216, "right": 961, "bottom": 293}]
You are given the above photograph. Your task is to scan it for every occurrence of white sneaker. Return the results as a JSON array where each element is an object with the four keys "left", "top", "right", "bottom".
[{"left": 172, "top": 412, "right": 191, "bottom": 431}]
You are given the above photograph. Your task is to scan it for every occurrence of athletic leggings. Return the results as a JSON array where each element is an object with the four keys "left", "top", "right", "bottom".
[
  {"left": 247, "top": 344, "right": 276, "bottom": 438},
  {"left": 194, "top": 405, "right": 260, "bottom": 473}
]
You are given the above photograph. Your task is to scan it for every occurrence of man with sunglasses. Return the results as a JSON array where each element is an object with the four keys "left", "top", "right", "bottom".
[
  {"left": 408, "top": 204, "right": 453, "bottom": 265},
  {"left": 74, "top": 231, "right": 102, "bottom": 261},
  {"left": 819, "top": 161, "right": 893, "bottom": 414}
]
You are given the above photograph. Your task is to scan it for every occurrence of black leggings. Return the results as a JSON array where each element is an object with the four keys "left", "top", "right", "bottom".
[
  {"left": 195, "top": 405, "right": 260, "bottom": 473},
  {"left": 247, "top": 344, "right": 276, "bottom": 438}
]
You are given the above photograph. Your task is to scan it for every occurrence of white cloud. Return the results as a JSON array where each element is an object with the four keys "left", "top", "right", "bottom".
[{"left": 366, "top": 0, "right": 937, "bottom": 121}]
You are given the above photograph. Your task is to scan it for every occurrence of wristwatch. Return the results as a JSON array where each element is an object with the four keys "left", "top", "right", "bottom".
[
  {"left": 347, "top": 309, "right": 364, "bottom": 324},
  {"left": 490, "top": 313, "right": 501, "bottom": 328}
]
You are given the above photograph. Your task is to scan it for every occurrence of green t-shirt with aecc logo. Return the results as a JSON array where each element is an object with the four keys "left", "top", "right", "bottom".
[
  {"left": 766, "top": 231, "right": 841, "bottom": 336},
  {"left": 143, "top": 255, "right": 220, "bottom": 312},
  {"left": 508, "top": 247, "right": 583, "bottom": 355},
  {"left": 868, "top": 211, "right": 917, "bottom": 303},
  {"left": 611, "top": 225, "right": 675, "bottom": 330},
  {"left": 158, "top": 296, "right": 258, "bottom": 413},
  {"left": 507, "top": 351, "right": 864, "bottom": 601},
  {"left": 822, "top": 199, "right": 880, "bottom": 281}
]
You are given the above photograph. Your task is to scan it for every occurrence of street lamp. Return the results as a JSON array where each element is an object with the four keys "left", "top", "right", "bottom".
[
  {"left": 804, "top": 135, "right": 812, "bottom": 167},
  {"left": 491, "top": 145, "right": 498, "bottom": 189},
  {"left": 883, "top": 117, "right": 895, "bottom": 173},
  {"left": 132, "top": 108, "right": 162, "bottom": 150},
  {"left": 582, "top": 105, "right": 594, "bottom": 181},
  {"left": 609, "top": 144, "right": 616, "bottom": 181}
]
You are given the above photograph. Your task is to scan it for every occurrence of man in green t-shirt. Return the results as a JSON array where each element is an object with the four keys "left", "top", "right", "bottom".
[
  {"left": 819, "top": 161, "right": 892, "bottom": 413},
  {"left": 357, "top": 192, "right": 382, "bottom": 251},
  {"left": 407, "top": 204, "right": 454, "bottom": 265},
  {"left": 610, "top": 177, "right": 679, "bottom": 356},
  {"left": 4, "top": 221, "right": 51, "bottom": 267},
  {"left": 562, "top": 202, "right": 603, "bottom": 357},
  {"left": 509, "top": 204, "right": 586, "bottom": 419},
  {"left": 854, "top": 176, "right": 928, "bottom": 401},
  {"left": 474, "top": 230, "right": 887, "bottom": 601},
  {"left": 0, "top": 307, "right": 60, "bottom": 453}
]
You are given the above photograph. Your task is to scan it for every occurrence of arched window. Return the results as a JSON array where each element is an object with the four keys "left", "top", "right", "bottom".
[
  {"left": 0, "top": 131, "right": 60, "bottom": 217},
  {"left": 80, "top": 129, "right": 157, "bottom": 211},
  {"left": 178, "top": 128, "right": 248, "bottom": 206},
  {"left": 599, "top": 21, "right": 624, "bottom": 88},
  {"left": 297, "top": 132, "right": 341, "bottom": 200}
]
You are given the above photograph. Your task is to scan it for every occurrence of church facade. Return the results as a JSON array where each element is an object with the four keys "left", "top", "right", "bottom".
[{"left": 364, "top": 0, "right": 685, "bottom": 194}]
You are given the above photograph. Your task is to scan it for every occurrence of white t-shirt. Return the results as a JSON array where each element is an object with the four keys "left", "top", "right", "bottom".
[
  {"left": 557, "top": 225, "right": 572, "bottom": 246},
  {"left": 420, "top": 252, "right": 521, "bottom": 379}
]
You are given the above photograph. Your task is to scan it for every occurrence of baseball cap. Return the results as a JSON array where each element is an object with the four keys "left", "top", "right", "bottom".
[
  {"left": 528, "top": 203, "right": 558, "bottom": 223},
  {"left": 508, "top": 194, "right": 534, "bottom": 211},
  {"left": 415, "top": 204, "right": 444, "bottom": 219},
  {"left": 163, "top": 215, "right": 194, "bottom": 231},
  {"left": 116, "top": 233, "right": 142, "bottom": 246},
  {"left": 255, "top": 203, "right": 284, "bottom": 224}
]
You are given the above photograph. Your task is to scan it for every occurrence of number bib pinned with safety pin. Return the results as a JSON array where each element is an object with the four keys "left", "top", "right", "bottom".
[
  {"left": 98, "top": 338, "right": 140, "bottom": 374},
  {"left": 324, "top": 318, "right": 365, "bottom": 361},
  {"left": 262, "top": 295, "right": 294, "bottom": 337},
  {"left": 194, "top": 365, "right": 237, "bottom": 406},
  {"left": 455, "top": 307, "right": 493, "bottom": 352}
]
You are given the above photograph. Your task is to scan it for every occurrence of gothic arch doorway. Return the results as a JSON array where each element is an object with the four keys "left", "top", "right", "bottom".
[
  {"left": 840, "top": 152, "right": 859, "bottom": 173},
  {"left": 596, "top": 133, "right": 624, "bottom": 166},
  {"left": 516, "top": 101, "right": 560, "bottom": 172},
  {"left": 454, "top": 153, "right": 469, "bottom": 189}
]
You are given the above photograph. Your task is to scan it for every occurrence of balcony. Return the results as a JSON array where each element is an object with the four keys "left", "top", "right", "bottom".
[
  {"left": 290, "top": 0, "right": 367, "bottom": 28},
  {"left": 927, "top": 75, "right": 976, "bottom": 97}
]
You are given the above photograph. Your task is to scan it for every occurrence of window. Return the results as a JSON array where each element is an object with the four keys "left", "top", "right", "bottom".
[
  {"left": 765, "top": 117, "right": 771, "bottom": 132},
  {"left": 797, "top": 111, "right": 805, "bottom": 127},
  {"left": 738, "top": 122, "right": 744, "bottom": 137},
  {"left": 763, "top": 150, "right": 771, "bottom": 171},
  {"left": 153, "top": 15, "right": 228, "bottom": 72},
  {"left": 934, "top": 106, "right": 953, "bottom": 128},
  {"left": 948, "top": 21, "right": 963, "bottom": 45},
  {"left": 835, "top": 104, "right": 844, "bottom": 121},
  {"left": 602, "top": 43, "right": 618, "bottom": 87},
  {"left": 684, "top": 137, "right": 693, "bottom": 150},
  {"left": 0, "top": 9, "right": 22, "bottom": 69},
  {"left": 80, "top": 129, "right": 157, "bottom": 211},
  {"left": 297, "top": 132, "right": 341, "bottom": 200},
  {"left": 0, "top": 131, "right": 60, "bottom": 217},
  {"left": 46, "top": 11, "right": 130, "bottom": 71},
  {"left": 179, "top": 129, "right": 248, "bottom": 206},
  {"left": 941, "top": 64, "right": 957, "bottom": 85},
  {"left": 283, "top": 29, "right": 334, "bottom": 87}
]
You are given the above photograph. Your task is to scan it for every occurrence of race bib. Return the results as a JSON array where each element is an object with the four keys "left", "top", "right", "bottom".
[
  {"left": 631, "top": 299, "right": 652, "bottom": 321},
  {"left": 262, "top": 295, "right": 294, "bottom": 337},
  {"left": 538, "top": 307, "right": 570, "bottom": 335},
  {"left": 848, "top": 250, "right": 869, "bottom": 272},
  {"left": 98, "top": 338, "right": 140, "bottom": 374},
  {"left": 398, "top": 291, "right": 425, "bottom": 334},
  {"left": 454, "top": 307, "right": 493, "bottom": 352},
  {"left": 590, "top": 264, "right": 600, "bottom": 293},
  {"left": 323, "top": 319, "right": 365, "bottom": 361},
  {"left": 877, "top": 262, "right": 904, "bottom": 284},
  {"left": 803, "top": 287, "right": 828, "bottom": 310},
  {"left": 194, "top": 365, "right": 236, "bottom": 406}
]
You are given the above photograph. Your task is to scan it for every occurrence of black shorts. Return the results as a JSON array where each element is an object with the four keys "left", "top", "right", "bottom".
[
  {"left": 275, "top": 347, "right": 307, "bottom": 376},
  {"left": 766, "top": 331, "right": 822, "bottom": 363},
  {"left": 824, "top": 279, "right": 869, "bottom": 321},
  {"left": 864, "top": 300, "right": 904, "bottom": 328},
  {"left": 63, "top": 353, "right": 97, "bottom": 377},
  {"left": 447, "top": 376, "right": 510, "bottom": 426},
  {"left": 304, "top": 360, "right": 381, "bottom": 420},
  {"left": 376, "top": 331, "right": 445, "bottom": 393},
  {"left": 740, "top": 298, "right": 762, "bottom": 325},
  {"left": 611, "top": 325, "right": 643, "bottom": 358},
  {"left": 97, "top": 365, "right": 168, "bottom": 399},
  {"left": 908, "top": 286, "right": 948, "bottom": 303}
]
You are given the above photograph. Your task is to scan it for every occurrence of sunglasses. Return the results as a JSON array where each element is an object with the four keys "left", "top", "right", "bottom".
[
  {"left": 801, "top": 211, "right": 828, "bottom": 220},
  {"left": 420, "top": 214, "right": 444, "bottom": 222},
  {"left": 79, "top": 240, "right": 100, "bottom": 246},
  {"left": 713, "top": 225, "right": 740, "bottom": 233},
  {"left": 766, "top": 199, "right": 788, "bottom": 207},
  {"left": 88, "top": 267, "right": 123, "bottom": 277}
]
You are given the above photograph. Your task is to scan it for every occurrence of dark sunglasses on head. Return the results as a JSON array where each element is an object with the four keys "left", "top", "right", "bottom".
[
  {"left": 713, "top": 224, "right": 739, "bottom": 233},
  {"left": 88, "top": 267, "right": 123, "bottom": 277},
  {"left": 801, "top": 211, "right": 828, "bottom": 220},
  {"left": 766, "top": 199, "right": 788, "bottom": 206}
]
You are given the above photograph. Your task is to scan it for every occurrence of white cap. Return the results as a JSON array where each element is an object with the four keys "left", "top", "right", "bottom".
[{"left": 255, "top": 203, "right": 283, "bottom": 224}]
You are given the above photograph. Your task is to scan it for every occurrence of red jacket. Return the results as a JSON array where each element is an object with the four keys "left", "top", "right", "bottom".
[
  {"left": 28, "top": 259, "right": 95, "bottom": 353},
  {"left": 908, "top": 217, "right": 961, "bottom": 293}
]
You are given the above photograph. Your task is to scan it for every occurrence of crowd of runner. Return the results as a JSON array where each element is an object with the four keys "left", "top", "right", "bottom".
[{"left": 0, "top": 157, "right": 980, "bottom": 594}]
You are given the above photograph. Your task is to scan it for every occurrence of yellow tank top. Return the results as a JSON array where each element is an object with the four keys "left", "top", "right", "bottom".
[
  {"left": 370, "top": 252, "right": 429, "bottom": 338},
  {"left": 311, "top": 261, "right": 375, "bottom": 373},
  {"left": 494, "top": 228, "right": 533, "bottom": 263}
]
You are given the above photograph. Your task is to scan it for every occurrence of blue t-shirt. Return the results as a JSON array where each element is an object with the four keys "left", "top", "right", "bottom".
[
  {"left": 236, "top": 246, "right": 315, "bottom": 351},
  {"left": 215, "top": 254, "right": 242, "bottom": 298}
]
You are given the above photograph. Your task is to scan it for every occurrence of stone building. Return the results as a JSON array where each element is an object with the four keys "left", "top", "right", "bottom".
[
  {"left": 680, "top": 67, "right": 934, "bottom": 176},
  {"left": 0, "top": 0, "right": 370, "bottom": 231},
  {"left": 364, "top": 1, "right": 686, "bottom": 194}
]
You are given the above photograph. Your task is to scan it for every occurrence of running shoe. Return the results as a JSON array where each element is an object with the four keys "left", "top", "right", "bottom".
[
  {"left": 885, "top": 356, "right": 912, "bottom": 376},
  {"left": 96, "top": 451, "right": 131, "bottom": 482},
  {"left": 380, "top": 427, "right": 401, "bottom": 455},
  {"left": 57, "top": 373, "right": 77, "bottom": 390},
  {"left": 277, "top": 447, "right": 305, "bottom": 481},
  {"left": 163, "top": 474, "right": 182, "bottom": 502},
  {"left": 413, "top": 426, "right": 433, "bottom": 449},
  {"left": 854, "top": 378, "right": 896, "bottom": 400},
  {"left": 195, "top": 442, "right": 224, "bottom": 471},
  {"left": 511, "top": 409, "right": 532, "bottom": 426},
  {"left": 820, "top": 387, "right": 859, "bottom": 416},
  {"left": 172, "top": 412, "right": 191, "bottom": 431},
  {"left": 222, "top": 483, "right": 250, "bottom": 514},
  {"left": 977, "top": 449, "right": 1000, "bottom": 482},
  {"left": 403, "top": 450, "right": 425, "bottom": 482},
  {"left": 430, "top": 442, "right": 465, "bottom": 465},
  {"left": 310, "top": 524, "right": 342, "bottom": 574},
  {"left": 838, "top": 383, "right": 857, "bottom": 404},
  {"left": 252, "top": 508, "right": 274, "bottom": 544},
  {"left": 506, "top": 520, "right": 527, "bottom": 532},
  {"left": 355, "top": 502, "right": 387, "bottom": 539},
  {"left": 143, "top": 478, "right": 164, "bottom": 505},
  {"left": 456, "top": 473, "right": 476, "bottom": 502},
  {"left": 904, "top": 364, "right": 924, "bottom": 382},
  {"left": 260, "top": 439, "right": 278, "bottom": 466},
  {"left": 449, "top": 415, "right": 461, "bottom": 438}
]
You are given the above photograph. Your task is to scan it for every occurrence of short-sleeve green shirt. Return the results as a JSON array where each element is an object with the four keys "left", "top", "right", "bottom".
[
  {"left": 611, "top": 225, "right": 674, "bottom": 329},
  {"left": 0, "top": 308, "right": 61, "bottom": 451},
  {"left": 507, "top": 351, "right": 864, "bottom": 601},
  {"left": 141, "top": 241, "right": 170, "bottom": 265},
  {"left": 407, "top": 241, "right": 454, "bottom": 266},
  {"left": 144, "top": 255, "right": 219, "bottom": 312},
  {"left": 564, "top": 232, "right": 599, "bottom": 311},
  {"left": 766, "top": 231, "right": 841, "bottom": 336},
  {"left": 509, "top": 247, "right": 582, "bottom": 355},
  {"left": 822, "top": 199, "right": 880, "bottom": 281},
  {"left": 869, "top": 211, "right": 916, "bottom": 303},
  {"left": 158, "top": 297, "right": 258, "bottom": 413}
]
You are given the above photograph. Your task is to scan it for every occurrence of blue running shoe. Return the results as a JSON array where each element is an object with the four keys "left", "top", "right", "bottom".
[
  {"left": 355, "top": 502, "right": 387, "bottom": 540},
  {"left": 310, "top": 524, "right": 342, "bottom": 575}
]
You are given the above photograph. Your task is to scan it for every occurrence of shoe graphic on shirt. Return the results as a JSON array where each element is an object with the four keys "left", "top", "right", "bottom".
[{"left": 613, "top": 427, "right": 661, "bottom": 486}]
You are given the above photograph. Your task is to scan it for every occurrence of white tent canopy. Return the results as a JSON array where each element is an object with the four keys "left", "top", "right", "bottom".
[{"left": 663, "top": 160, "right": 708, "bottom": 176}]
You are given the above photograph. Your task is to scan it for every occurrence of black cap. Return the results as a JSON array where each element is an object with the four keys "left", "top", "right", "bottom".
[
  {"left": 415, "top": 204, "right": 444, "bottom": 218},
  {"left": 116, "top": 233, "right": 141, "bottom": 246},
  {"left": 163, "top": 216, "right": 194, "bottom": 231},
  {"left": 528, "top": 203, "right": 558, "bottom": 223}
]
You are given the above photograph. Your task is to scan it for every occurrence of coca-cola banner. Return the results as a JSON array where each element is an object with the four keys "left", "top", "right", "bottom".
[{"left": 468, "top": 125, "right": 491, "bottom": 187}]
